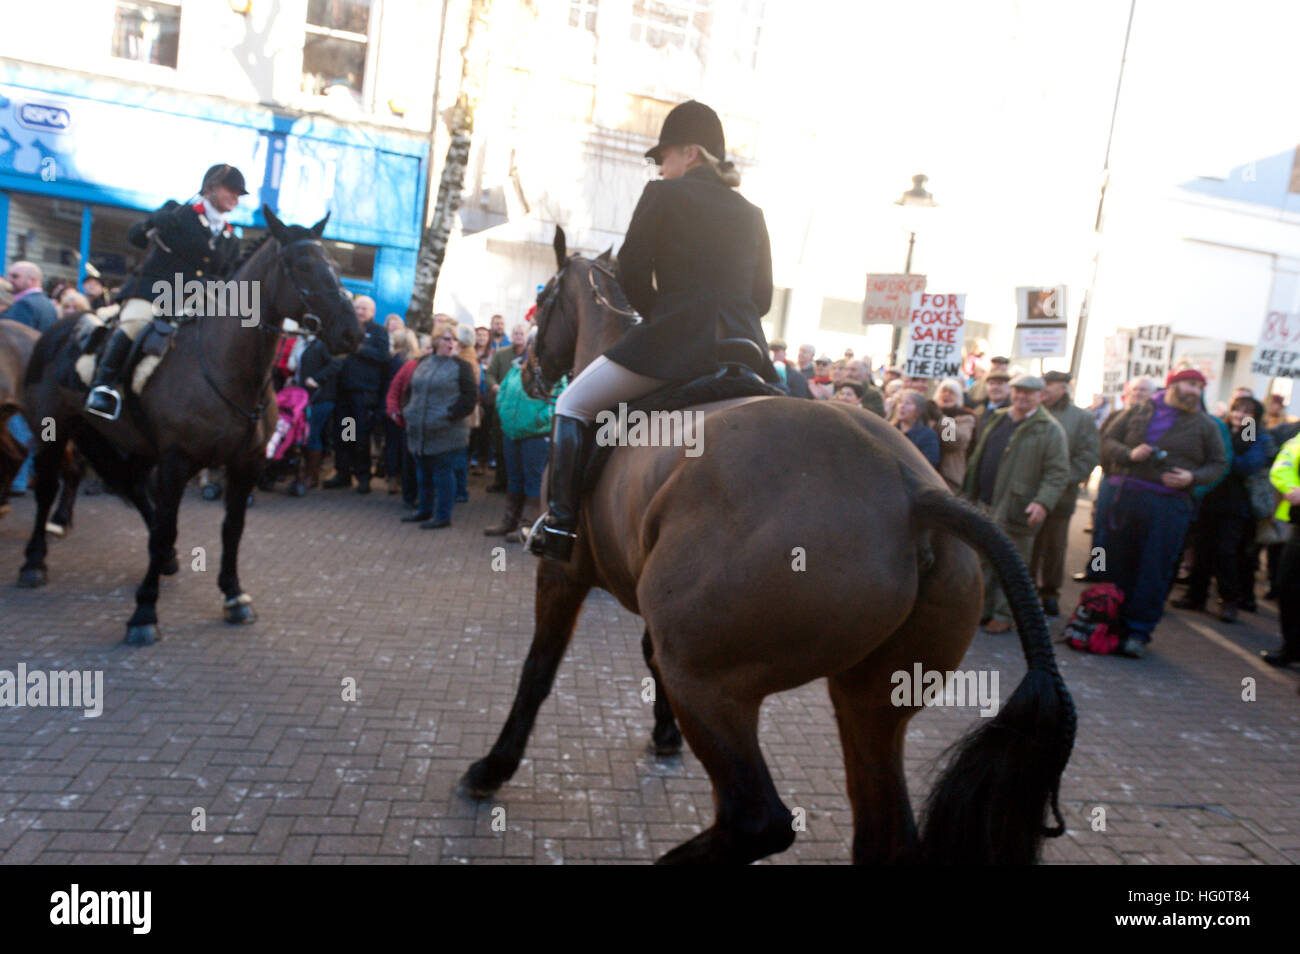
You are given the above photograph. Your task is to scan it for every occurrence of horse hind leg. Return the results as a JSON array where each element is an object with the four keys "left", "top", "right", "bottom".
[
  {"left": 642, "top": 627, "right": 682, "bottom": 756},
  {"left": 46, "top": 444, "right": 86, "bottom": 537},
  {"left": 654, "top": 676, "right": 794, "bottom": 865},
  {"left": 17, "top": 434, "right": 66, "bottom": 587},
  {"left": 827, "top": 663, "right": 921, "bottom": 864}
]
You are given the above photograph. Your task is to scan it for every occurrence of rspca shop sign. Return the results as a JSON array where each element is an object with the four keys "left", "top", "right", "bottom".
[{"left": 16, "top": 101, "right": 72, "bottom": 132}]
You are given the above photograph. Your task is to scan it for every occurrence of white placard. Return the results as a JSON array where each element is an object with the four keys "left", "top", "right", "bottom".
[
  {"left": 902, "top": 292, "right": 966, "bottom": 379},
  {"left": 1128, "top": 324, "right": 1172, "bottom": 382}
]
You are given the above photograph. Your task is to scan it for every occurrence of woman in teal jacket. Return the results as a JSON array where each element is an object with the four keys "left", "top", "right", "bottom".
[{"left": 484, "top": 355, "right": 560, "bottom": 540}]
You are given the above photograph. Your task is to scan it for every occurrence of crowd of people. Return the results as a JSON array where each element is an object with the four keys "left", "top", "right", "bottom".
[
  {"left": 5, "top": 255, "right": 1299, "bottom": 667},
  {"left": 782, "top": 338, "right": 1299, "bottom": 664}
]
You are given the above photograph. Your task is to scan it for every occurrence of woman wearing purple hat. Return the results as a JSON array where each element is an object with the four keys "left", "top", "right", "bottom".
[{"left": 529, "top": 101, "right": 778, "bottom": 562}]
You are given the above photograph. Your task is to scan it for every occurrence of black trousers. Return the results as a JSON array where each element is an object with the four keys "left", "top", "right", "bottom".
[
  {"left": 1185, "top": 510, "right": 1251, "bottom": 605},
  {"left": 1277, "top": 524, "right": 1300, "bottom": 658},
  {"left": 334, "top": 393, "right": 379, "bottom": 479},
  {"left": 488, "top": 405, "right": 507, "bottom": 487}
]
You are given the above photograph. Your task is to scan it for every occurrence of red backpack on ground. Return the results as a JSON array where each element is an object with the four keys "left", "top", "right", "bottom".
[{"left": 1064, "top": 583, "right": 1125, "bottom": 655}]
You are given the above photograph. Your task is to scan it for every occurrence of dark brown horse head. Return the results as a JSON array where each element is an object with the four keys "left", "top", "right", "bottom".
[
  {"left": 261, "top": 205, "right": 362, "bottom": 355},
  {"left": 525, "top": 226, "right": 636, "bottom": 399}
]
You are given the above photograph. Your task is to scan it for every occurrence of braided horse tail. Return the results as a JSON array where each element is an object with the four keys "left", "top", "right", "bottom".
[{"left": 911, "top": 488, "right": 1077, "bottom": 864}]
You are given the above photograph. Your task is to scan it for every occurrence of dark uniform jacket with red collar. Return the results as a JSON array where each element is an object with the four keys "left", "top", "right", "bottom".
[
  {"left": 607, "top": 164, "right": 778, "bottom": 383},
  {"left": 118, "top": 199, "right": 242, "bottom": 301}
]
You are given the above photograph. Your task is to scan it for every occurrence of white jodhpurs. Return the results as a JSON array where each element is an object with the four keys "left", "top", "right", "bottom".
[{"left": 553, "top": 355, "right": 669, "bottom": 424}]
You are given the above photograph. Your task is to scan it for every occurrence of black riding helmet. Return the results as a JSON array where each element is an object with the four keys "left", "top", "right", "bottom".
[
  {"left": 201, "top": 163, "right": 249, "bottom": 196},
  {"left": 645, "top": 100, "right": 726, "bottom": 164}
]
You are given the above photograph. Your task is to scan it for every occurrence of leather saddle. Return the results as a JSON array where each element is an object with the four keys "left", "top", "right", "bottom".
[{"left": 713, "top": 337, "right": 768, "bottom": 386}]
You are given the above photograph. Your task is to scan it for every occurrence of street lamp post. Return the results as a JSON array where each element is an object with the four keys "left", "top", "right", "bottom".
[{"left": 893, "top": 174, "right": 936, "bottom": 364}]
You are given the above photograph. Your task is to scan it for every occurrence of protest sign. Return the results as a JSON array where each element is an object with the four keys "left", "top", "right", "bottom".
[
  {"left": 901, "top": 292, "right": 965, "bottom": 379},
  {"left": 863, "top": 274, "right": 928, "bottom": 326},
  {"left": 1128, "top": 324, "right": 1172, "bottom": 381},
  {"left": 1249, "top": 311, "right": 1300, "bottom": 380}
]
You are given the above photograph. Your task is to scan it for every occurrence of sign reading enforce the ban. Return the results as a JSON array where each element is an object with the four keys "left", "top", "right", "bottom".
[
  {"left": 863, "top": 273, "right": 928, "bottom": 326},
  {"left": 902, "top": 292, "right": 966, "bottom": 379}
]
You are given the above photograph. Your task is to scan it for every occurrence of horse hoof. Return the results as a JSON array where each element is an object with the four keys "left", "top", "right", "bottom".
[
  {"left": 45, "top": 522, "right": 67, "bottom": 538},
  {"left": 16, "top": 567, "right": 47, "bottom": 588},
  {"left": 457, "top": 762, "right": 501, "bottom": 800},
  {"left": 224, "top": 603, "right": 256, "bottom": 625},
  {"left": 649, "top": 739, "right": 683, "bottom": 757},
  {"left": 124, "top": 623, "right": 159, "bottom": 646},
  {"left": 201, "top": 483, "right": 222, "bottom": 501}
]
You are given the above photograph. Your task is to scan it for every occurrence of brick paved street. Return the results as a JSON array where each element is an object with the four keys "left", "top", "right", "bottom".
[{"left": 0, "top": 475, "right": 1297, "bottom": 864}]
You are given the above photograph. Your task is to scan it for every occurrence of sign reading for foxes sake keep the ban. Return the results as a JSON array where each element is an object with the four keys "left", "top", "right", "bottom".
[
  {"left": 902, "top": 292, "right": 966, "bottom": 379},
  {"left": 1250, "top": 311, "right": 1300, "bottom": 379}
]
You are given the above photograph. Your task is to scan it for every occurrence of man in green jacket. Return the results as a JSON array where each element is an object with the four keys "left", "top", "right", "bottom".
[
  {"left": 1029, "top": 370, "right": 1101, "bottom": 617},
  {"left": 962, "top": 374, "right": 1070, "bottom": 633}
]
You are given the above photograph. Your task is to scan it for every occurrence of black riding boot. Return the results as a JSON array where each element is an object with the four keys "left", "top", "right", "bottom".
[
  {"left": 527, "top": 415, "right": 596, "bottom": 562},
  {"left": 85, "top": 327, "right": 134, "bottom": 420}
]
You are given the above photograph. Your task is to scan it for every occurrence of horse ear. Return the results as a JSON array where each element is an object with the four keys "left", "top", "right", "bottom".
[
  {"left": 553, "top": 226, "right": 566, "bottom": 270},
  {"left": 596, "top": 246, "right": 613, "bottom": 265},
  {"left": 263, "top": 204, "right": 288, "bottom": 243},
  {"left": 310, "top": 211, "right": 330, "bottom": 237}
]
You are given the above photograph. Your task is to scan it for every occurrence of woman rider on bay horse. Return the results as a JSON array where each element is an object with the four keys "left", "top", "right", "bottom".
[
  {"left": 528, "top": 101, "right": 779, "bottom": 562},
  {"left": 85, "top": 163, "right": 247, "bottom": 420}
]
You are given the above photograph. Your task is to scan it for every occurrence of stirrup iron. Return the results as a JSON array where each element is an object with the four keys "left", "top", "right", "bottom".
[{"left": 86, "top": 385, "right": 123, "bottom": 421}]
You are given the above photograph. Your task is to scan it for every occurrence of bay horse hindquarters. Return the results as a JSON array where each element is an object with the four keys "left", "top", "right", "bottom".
[
  {"left": 466, "top": 397, "right": 1075, "bottom": 864},
  {"left": 17, "top": 207, "right": 362, "bottom": 645}
]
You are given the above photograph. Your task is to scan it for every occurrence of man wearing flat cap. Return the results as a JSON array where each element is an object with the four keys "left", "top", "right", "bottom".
[
  {"left": 962, "top": 373, "right": 1070, "bottom": 634},
  {"left": 1099, "top": 367, "right": 1226, "bottom": 656},
  {"left": 1029, "top": 370, "right": 1100, "bottom": 617}
]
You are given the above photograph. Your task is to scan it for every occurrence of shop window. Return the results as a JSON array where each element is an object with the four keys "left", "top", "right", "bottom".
[
  {"left": 111, "top": 0, "right": 181, "bottom": 69},
  {"left": 617, "top": 94, "right": 675, "bottom": 139},
  {"left": 569, "top": 0, "right": 598, "bottom": 31},
  {"left": 322, "top": 239, "right": 376, "bottom": 283},
  {"left": 629, "top": 0, "right": 712, "bottom": 55},
  {"left": 303, "top": 0, "right": 372, "bottom": 100}
]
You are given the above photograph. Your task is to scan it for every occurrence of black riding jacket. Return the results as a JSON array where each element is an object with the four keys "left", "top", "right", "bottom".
[
  {"left": 118, "top": 200, "right": 242, "bottom": 301},
  {"left": 607, "top": 164, "right": 778, "bottom": 383}
]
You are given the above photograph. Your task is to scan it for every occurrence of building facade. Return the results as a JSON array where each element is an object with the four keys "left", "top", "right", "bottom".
[{"left": 0, "top": 0, "right": 437, "bottom": 319}]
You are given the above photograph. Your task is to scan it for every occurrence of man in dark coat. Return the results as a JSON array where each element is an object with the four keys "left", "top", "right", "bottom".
[
  {"left": 2, "top": 262, "right": 58, "bottom": 332},
  {"left": 85, "top": 163, "right": 246, "bottom": 419},
  {"left": 323, "top": 294, "right": 389, "bottom": 493},
  {"left": 529, "top": 99, "right": 776, "bottom": 562}
]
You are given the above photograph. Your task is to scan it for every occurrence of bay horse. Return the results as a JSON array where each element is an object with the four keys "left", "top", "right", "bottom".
[
  {"left": 0, "top": 319, "right": 80, "bottom": 530},
  {"left": 17, "top": 207, "right": 361, "bottom": 645},
  {"left": 460, "top": 227, "right": 1075, "bottom": 864}
]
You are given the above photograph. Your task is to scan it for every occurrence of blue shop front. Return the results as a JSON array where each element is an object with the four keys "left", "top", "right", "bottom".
[{"left": 0, "top": 63, "right": 427, "bottom": 320}]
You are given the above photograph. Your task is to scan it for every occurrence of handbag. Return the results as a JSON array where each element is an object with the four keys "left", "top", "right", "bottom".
[{"left": 1245, "top": 469, "right": 1277, "bottom": 520}]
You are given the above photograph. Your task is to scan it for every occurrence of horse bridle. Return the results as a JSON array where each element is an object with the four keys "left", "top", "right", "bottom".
[
  {"left": 527, "top": 257, "right": 637, "bottom": 401},
  {"left": 196, "top": 236, "right": 341, "bottom": 424}
]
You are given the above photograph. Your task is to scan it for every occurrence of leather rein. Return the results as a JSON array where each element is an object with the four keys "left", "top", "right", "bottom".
[
  {"left": 526, "top": 258, "right": 636, "bottom": 403},
  {"left": 193, "top": 237, "right": 335, "bottom": 425}
]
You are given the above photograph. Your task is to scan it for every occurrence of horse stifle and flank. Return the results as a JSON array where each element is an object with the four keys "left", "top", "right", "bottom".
[
  {"left": 460, "top": 227, "right": 1076, "bottom": 864},
  {"left": 17, "top": 207, "right": 362, "bottom": 645}
]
